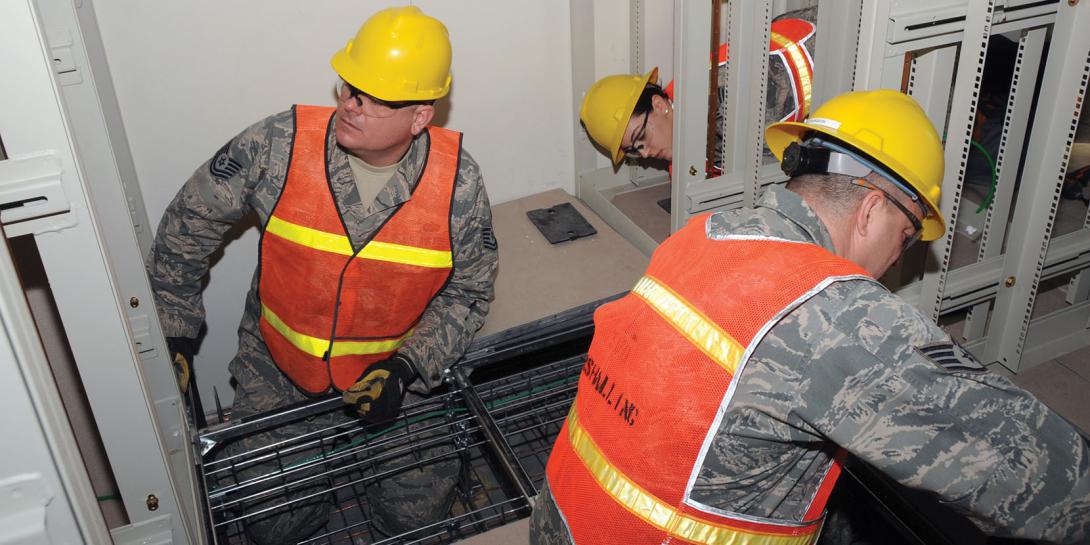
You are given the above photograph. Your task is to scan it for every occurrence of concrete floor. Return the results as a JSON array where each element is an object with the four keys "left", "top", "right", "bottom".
[{"left": 1012, "top": 344, "right": 1090, "bottom": 431}]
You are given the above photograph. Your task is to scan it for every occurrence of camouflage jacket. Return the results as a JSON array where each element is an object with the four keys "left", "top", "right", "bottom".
[
  {"left": 147, "top": 107, "right": 497, "bottom": 394},
  {"left": 713, "top": 7, "right": 817, "bottom": 168},
  {"left": 537, "top": 186, "right": 1089, "bottom": 544}
]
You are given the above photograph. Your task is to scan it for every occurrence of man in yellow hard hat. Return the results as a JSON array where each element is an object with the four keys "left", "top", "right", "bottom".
[
  {"left": 581, "top": 10, "right": 817, "bottom": 171},
  {"left": 530, "top": 89, "right": 1090, "bottom": 545},
  {"left": 147, "top": 6, "right": 497, "bottom": 543}
]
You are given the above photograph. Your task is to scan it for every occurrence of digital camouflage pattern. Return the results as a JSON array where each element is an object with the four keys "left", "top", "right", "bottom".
[
  {"left": 148, "top": 106, "right": 497, "bottom": 392},
  {"left": 528, "top": 483, "right": 572, "bottom": 545},
  {"left": 713, "top": 7, "right": 817, "bottom": 168},
  {"left": 531, "top": 185, "right": 1090, "bottom": 544},
  {"left": 221, "top": 330, "right": 337, "bottom": 545},
  {"left": 148, "top": 106, "right": 496, "bottom": 541}
]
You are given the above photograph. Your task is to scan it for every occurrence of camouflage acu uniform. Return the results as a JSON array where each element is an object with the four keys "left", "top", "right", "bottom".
[
  {"left": 531, "top": 185, "right": 1090, "bottom": 544},
  {"left": 148, "top": 106, "right": 497, "bottom": 542},
  {"left": 713, "top": 7, "right": 817, "bottom": 168}
]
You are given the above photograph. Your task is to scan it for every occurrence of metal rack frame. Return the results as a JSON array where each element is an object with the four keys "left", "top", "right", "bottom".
[
  {"left": 571, "top": 0, "right": 1090, "bottom": 373},
  {"left": 5, "top": 1, "right": 1090, "bottom": 543},
  {"left": 1, "top": 0, "right": 201, "bottom": 543}
]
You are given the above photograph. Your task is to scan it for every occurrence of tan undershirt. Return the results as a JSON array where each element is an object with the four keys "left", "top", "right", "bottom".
[{"left": 346, "top": 153, "right": 403, "bottom": 208}]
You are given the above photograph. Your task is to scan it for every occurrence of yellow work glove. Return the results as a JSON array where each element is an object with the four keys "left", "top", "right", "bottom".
[
  {"left": 167, "top": 337, "right": 196, "bottom": 393},
  {"left": 342, "top": 355, "right": 414, "bottom": 423}
]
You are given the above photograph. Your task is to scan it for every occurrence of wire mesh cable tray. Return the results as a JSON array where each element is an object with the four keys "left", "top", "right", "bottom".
[{"left": 198, "top": 354, "right": 586, "bottom": 545}]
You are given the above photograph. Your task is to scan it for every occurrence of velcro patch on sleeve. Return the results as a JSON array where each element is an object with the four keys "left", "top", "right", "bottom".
[
  {"left": 916, "top": 340, "right": 987, "bottom": 373},
  {"left": 209, "top": 142, "right": 242, "bottom": 180},
  {"left": 482, "top": 226, "right": 498, "bottom": 251}
]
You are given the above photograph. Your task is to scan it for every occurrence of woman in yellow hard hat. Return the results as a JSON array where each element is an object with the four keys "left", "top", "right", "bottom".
[{"left": 581, "top": 12, "right": 818, "bottom": 171}]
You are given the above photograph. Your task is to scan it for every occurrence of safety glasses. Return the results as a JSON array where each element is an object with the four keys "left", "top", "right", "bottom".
[
  {"left": 337, "top": 81, "right": 416, "bottom": 118},
  {"left": 850, "top": 178, "right": 924, "bottom": 251},
  {"left": 621, "top": 111, "right": 651, "bottom": 159}
]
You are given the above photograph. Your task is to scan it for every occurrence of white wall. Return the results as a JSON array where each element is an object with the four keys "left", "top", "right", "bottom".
[{"left": 92, "top": 0, "right": 575, "bottom": 408}]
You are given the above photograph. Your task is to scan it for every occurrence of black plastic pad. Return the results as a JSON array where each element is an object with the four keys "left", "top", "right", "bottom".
[{"left": 526, "top": 202, "right": 597, "bottom": 244}]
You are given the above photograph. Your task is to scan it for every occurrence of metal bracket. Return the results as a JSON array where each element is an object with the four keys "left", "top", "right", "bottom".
[
  {"left": 0, "top": 474, "right": 52, "bottom": 544},
  {"left": 110, "top": 514, "right": 174, "bottom": 545},
  {"left": 0, "top": 152, "right": 70, "bottom": 226}
]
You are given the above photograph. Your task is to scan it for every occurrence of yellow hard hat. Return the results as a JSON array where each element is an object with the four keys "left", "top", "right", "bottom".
[
  {"left": 766, "top": 89, "right": 947, "bottom": 241},
  {"left": 331, "top": 6, "right": 452, "bottom": 102},
  {"left": 580, "top": 68, "right": 659, "bottom": 165}
]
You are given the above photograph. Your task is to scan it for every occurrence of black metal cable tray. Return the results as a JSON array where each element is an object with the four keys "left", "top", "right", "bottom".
[{"left": 195, "top": 297, "right": 609, "bottom": 545}]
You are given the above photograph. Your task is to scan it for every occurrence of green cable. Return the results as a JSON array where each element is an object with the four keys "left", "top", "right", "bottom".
[
  {"left": 940, "top": 131, "right": 999, "bottom": 215},
  {"left": 970, "top": 139, "right": 998, "bottom": 213},
  {"left": 96, "top": 494, "right": 120, "bottom": 502}
]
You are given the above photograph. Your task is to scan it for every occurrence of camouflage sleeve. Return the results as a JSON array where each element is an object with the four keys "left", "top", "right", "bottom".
[
  {"left": 398, "top": 149, "right": 497, "bottom": 393},
  {"left": 146, "top": 111, "right": 284, "bottom": 338},
  {"left": 793, "top": 280, "right": 1090, "bottom": 543}
]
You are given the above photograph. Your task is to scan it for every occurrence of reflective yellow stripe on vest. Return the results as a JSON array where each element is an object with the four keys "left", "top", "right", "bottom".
[
  {"left": 266, "top": 215, "right": 453, "bottom": 268},
  {"left": 565, "top": 407, "right": 817, "bottom": 545},
  {"left": 631, "top": 276, "right": 745, "bottom": 376},
  {"left": 261, "top": 304, "right": 410, "bottom": 357},
  {"left": 769, "top": 31, "right": 813, "bottom": 118}
]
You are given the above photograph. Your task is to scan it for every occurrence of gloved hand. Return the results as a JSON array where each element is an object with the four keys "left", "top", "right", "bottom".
[
  {"left": 342, "top": 354, "right": 414, "bottom": 423},
  {"left": 167, "top": 337, "right": 196, "bottom": 393}
]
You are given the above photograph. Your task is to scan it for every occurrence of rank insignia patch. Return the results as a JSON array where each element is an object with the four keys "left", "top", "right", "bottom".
[
  {"left": 209, "top": 142, "right": 242, "bottom": 180},
  {"left": 482, "top": 226, "right": 498, "bottom": 251},
  {"left": 916, "top": 340, "right": 987, "bottom": 373}
]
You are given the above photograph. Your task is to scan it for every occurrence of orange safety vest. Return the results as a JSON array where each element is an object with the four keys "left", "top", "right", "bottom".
[
  {"left": 546, "top": 213, "right": 871, "bottom": 545},
  {"left": 665, "top": 18, "right": 816, "bottom": 122},
  {"left": 257, "top": 105, "right": 458, "bottom": 394}
]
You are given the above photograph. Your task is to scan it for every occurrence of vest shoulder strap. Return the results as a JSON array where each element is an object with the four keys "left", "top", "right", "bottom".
[{"left": 294, "top": 104, "right": 335, "bottom": 132}]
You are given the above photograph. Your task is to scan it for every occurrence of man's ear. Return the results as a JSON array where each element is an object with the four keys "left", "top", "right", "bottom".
[
  {"left": 853, "top": 190, "right": 884, "bottom": 238},
  {"left": 409, "top": 104, "right": 436, "bottom": 136}
]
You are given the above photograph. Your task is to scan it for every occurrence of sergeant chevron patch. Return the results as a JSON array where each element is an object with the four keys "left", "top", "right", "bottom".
[
  {"left": 209, "top": 142, "right": 242, "bottom": 180},
  {"left": 482, "top": 226, "right": 498, "bottom": 251},
  {"left": 916, "top": 340, "right": 987, "bottom": 373}
]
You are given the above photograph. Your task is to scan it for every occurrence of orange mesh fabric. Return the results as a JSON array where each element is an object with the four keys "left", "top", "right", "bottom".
[
  {"left": 547, "top": 213, "right": 868, "bottom": 544},
  {"left": 258, "top": 105, "right": 457, "bottom": 393}
]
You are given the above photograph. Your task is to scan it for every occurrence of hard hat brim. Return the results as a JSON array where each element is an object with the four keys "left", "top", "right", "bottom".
[
  {"left": 331, "top": 50, "right": 450, "bottom": 102},
  {"left": 766, "top": 120, "right": 946, "bottom": 241}
]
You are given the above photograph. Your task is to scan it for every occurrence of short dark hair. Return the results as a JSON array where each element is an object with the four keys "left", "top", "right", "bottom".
[
  {"left": 632, "top": 83, "right": 670, "bottom": 116},
  {"left": 786, "top": 172, "right": 868, "bottom": 215}
]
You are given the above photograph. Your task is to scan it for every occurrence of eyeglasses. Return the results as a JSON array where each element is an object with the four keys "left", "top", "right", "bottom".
[
  {"left": 621, "top": 112, "right": 651, "bottom": 158},
  {"left": 850, "top": 178, "right": 924, "bottom": 251},
  {"left": 337, "top": 81, "right": 415, "bottom": 118}
]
